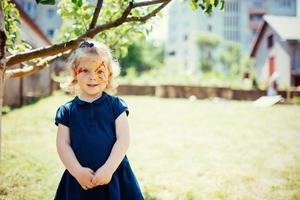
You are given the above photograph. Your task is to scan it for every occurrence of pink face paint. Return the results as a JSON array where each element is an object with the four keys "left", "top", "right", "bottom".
[{"left": 75, "top": 67, "right": 84, "bottom": 75}]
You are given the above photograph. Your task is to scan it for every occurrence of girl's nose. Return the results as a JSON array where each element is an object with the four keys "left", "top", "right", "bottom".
[
  {"left": 89, "top": 72, "right": 97, "bottom": 80},
  {"left": 89, "top": 76, "right": 96, "bottom": 81}
]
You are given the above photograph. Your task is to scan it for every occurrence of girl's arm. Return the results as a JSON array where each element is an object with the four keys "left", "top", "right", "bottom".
[
  {"left": 103, "top": 111, "right": 130, "bottom": 173},
  {"left": 56, "top": 124, "right": 82, "bottom": 176},
  {"left": 56, "top": 124, "right": 95, "bottom": 189}
]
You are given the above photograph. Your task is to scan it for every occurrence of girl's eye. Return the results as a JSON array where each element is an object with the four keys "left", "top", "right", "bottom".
[
  {"left": 83, "top": 69, "right": 89, "bottom": 73},
  {"left": 97, "top": 70, "right": 104, "bottom": 74}
]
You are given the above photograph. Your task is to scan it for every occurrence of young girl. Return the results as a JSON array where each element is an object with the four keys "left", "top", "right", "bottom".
[{"left": 54, "top": 40, "right": 144, "bottom": 200}]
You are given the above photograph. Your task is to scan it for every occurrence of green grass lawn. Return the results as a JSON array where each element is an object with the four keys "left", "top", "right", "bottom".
[{"left": 0, "top": 91, "right": 300, "bottom": 200}]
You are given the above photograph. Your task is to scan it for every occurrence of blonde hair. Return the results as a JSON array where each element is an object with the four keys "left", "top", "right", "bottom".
[{"left": 61, "top": 39, "right": 120, "bottom": 95}]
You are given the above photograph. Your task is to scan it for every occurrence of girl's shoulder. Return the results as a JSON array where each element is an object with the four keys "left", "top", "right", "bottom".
[
  {"left": 55, "top": 99, "right": 76, "bottom": 127},
  {"left": 107, "top": 94, "right": 128, "bottom": 108},
  {"left": 106, "top": 92, "right": 126, "bottom": 101},
  {"left": 57, "top": 97, "right": 77, "bottom": 111},
  {"left": 106, "top": 93, "right": 129, "bottom": 118}
]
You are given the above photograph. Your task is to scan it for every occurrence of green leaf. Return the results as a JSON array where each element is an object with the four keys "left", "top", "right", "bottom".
[
  {"left": 214, "top": 0, "right": 219, "bottom": 7},
  {"left": 220, "top": 0, "right": 225, "bottom": 10},
  {"left": 198, "top": 3, "right": 205, "bottom": 10},
  {"left": 205, "top": 4, "right": 212, "bottom": 13},
  {"left": 188, "top": 0, "right": 198, "bottom": 10},
  {"left": 72, "top": 0, "right": 83, "bottom": 7},
  {"left": 35, "top": 0, "right": 55, "bottom": 5}
]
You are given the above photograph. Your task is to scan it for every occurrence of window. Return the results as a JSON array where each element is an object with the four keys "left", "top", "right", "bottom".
[
  {"left": 225, "top": 2, "right": 232, "bottom": 11},
  {"left": 234, "top": 31, "right": 240, "bottom": 41},
  {"left": 168, "top": 51, "right": 176, "bottom": 56},
  {"left": 233, "top": 1, "right": 239, "bottom": 12},
  {"left": 47, "top": 29, "right": 54, "bottom": 38},
  {"left": 21, "top": 2, "right": 36, "bottom": 18},
  {"left": 24, "top": 2, "right": 32, "bottom": 13},
  {"left": 277, "top": 0, "right": 291, "bottom": 8},
  {"left": 237, "top": 16, "right": 240, "bottom": 26},
  {"left": 225, "top": 1, "right": 239, "bottom": 12},
  {"left": 208, "top": 24, "right": 212, "bottom": 32},
  {"left": 183, "top": 34, "right": 188, "bottom": 41},
  {"left": 250, "top": 14, "right": 263, "bottom": 22},
  {"left": 48, "top": 9, "right": 55, "bottom": 18},
  {"left": 267, "top": 34, "right": 273, "bottom": 48}
]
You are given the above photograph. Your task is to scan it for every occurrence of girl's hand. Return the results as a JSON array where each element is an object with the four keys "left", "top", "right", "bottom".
[
  {"left": 91, "top": 165, "right": 113, "bottom": 186},
  {"left": 74, "top": 167, "right": 95, "bottom": 190}
]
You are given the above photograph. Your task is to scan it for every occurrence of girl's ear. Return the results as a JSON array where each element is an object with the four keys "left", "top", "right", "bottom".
[
  {"left": 108, "top": 73, "right": 112, "bottom": 81},
  {"left": 107, "top": 72, "right": 113, "bottom": 84},
  {"left": 71, "top": 77, "right": 78, "bottom": 84}
]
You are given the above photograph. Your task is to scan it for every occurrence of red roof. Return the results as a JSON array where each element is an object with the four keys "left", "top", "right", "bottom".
[{"left": 250, "top": 20, "right": 267, "bottom": 57}]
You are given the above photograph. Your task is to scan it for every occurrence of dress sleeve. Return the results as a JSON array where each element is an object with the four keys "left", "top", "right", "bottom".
[
  {"left": 55, "top": 105, "right": 70, "bottom": 127},
  {"left": 113, "top": 97, "right": 129, "bottom": 120}
]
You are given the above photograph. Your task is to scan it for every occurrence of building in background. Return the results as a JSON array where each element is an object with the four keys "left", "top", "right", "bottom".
[
  {"left": 298, "top": 0, "right": 300, "bottom": 17},
  {"left": 7, "top": 0, "right": 98, "bottom": 106},
  {"left": 248, "top": 0, "right": 297, "bottom": 46},
  {"left": 250, "top": 15, "right": 300, "bottom": 87},
  {"left": 15, "top": 0, "right": 62, "bottom": 39},
  {"left": 165, "top": 0, "right": 297, "bottom": 73},
  {"left": 14, "top": 0, "right": 101, "bottom": 39},
  {"left": 4, "top": 1, "right": 53, "bottom": 107}
]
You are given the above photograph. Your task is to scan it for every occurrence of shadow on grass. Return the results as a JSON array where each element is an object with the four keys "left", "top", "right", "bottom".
[
  {"left": 2, "top": 96, "right": 42, "bottom": 115},
  {"left": 143, "top": 190, "right": 161, "bottom": 200}
]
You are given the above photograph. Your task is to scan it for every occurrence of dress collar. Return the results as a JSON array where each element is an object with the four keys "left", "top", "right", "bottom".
[{"left": 74, "top": 92, "right": 108, "bottom": 105}]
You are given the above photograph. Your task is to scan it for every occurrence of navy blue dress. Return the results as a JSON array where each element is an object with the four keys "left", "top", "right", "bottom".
[{"left": 54, "top": 92, "right": 144, "bottom": 200}]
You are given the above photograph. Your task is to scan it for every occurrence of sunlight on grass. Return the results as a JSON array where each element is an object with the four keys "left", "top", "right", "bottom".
[{"left": 0, "top": 90, "right": 300, "bottom": 200}]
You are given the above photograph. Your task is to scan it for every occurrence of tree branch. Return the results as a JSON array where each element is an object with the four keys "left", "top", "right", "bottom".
[
  {"left": 6, "top": 39, "right": 83, "bottom": 68},
  {"left": 80, "top": 2, "right": 133, "bottom": 39},
  {"left": 0, "top": 1, "right": 7, "bottom": 60},
  {"left": 6, "top": 0, "right": 172, "bottom": 68},
  {"left": 81, "top": 0, "right": 171, "bottom": 38},
  {"left": 126, "top": 0, "right": 170, "bottom": 23},
  {"left": 5, "top": 53, "right": 65, "bottom": 79},
  {"left": 132, "top": 0, "right": 167, "bottom": 8},
  {"left": 89, "top": 0, "right": 103, "bottom": 30}
]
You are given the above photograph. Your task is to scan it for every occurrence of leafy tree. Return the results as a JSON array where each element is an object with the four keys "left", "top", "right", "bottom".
[
  {"left": 119, "top": 41, "right": 164, "bottom": 75},
  {"left": 0, "top": 0, "right": 225, "bottom": 161},
  {"left": 219, "top": 41, "right": 255, "bottom": 76},
  {"left": 219, "top": 41, "right": 241, "bottom": 73},
  {"left": 196, "top": 32, "right": 221, "bottom": 72}
]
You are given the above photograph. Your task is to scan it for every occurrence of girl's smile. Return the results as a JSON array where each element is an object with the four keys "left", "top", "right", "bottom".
[{"left": 87, "top": 84, "right": 99, "bottom": 87}]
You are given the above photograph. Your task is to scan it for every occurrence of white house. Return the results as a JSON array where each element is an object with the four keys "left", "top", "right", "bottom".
[
  {"left": 4, "top": 1, "right": 53, "bottom": 107},
  {"left": 165, "top": 0, "right": 297, "bottom": 73},
  {"left": 250, "top": 15, "right": 300, "bottom": 88},
  {"left": 15, "top": 0, "right": 62, "bottom": 39}
]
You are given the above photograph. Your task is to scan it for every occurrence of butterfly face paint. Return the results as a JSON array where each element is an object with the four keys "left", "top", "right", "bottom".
[
  {"left": 93, "top": 61, "right": 109, "bottom": 83},
  {"left": 75, "top": 60, "right": 109, "bottom": 83},
  {"left": 75, "top": 67, "right": 85, "bottom": 75}
]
